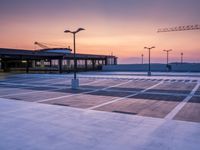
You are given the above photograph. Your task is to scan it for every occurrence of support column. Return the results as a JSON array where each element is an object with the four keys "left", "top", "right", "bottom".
[
  {"left": 105, "top": 58, "right": 108, "bottom": 65},
  {"left": 58, "top": 59, "right": 62, "bottom": 73},
  {"left": 1, "top": 59, "right": 6, "bottom": 72},
  {"left": 32, "top": 60, "right": 36, "bottom": 68},
  {"left": 40, "top": 60, "right": 45, "bottom": 68},
  {"left": 26, "top": 59, "right": 29, "bottom": 73},
  {"left": 92, "top": 60, "right": 95, "bottom": 70},
  {"left": 114, "top": 58, "right": 117, "bottom": 65},
  {"left": 49, "top": 59, "right": 52, "bottom": 73},
  {"left": 85, "top": 59, "right": 88, "bottom": 71},
  {"left": 49, "top": 59, "right": 52, "bottom": 68}
]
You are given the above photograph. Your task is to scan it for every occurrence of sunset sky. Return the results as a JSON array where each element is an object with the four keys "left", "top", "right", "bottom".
[{"left": 0, "top": 0, "right": 200, "bottom": 63}]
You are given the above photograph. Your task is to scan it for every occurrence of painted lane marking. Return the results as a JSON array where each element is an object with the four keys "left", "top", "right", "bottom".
[
  {"left": 0, "top": 87, "right": 67, "bottom": 97},
  {"left": 25, "top": 78, "right": 65, "bottom": 84},
  {"left": 87, "top": 81, "right": 163, "bottom": 110},
  {"left": 0, "top": 82, "right": 64, "bottom": 89},
  {"left": 0, "top": 77, "right": 38, "bottom": 83},
  {"left": 81, "top": 79, "right": 107, "bottom": 85},
  {"left": 0, "top": 78, "right": 66, "bottom": 87},
  {"left": 36, "top": 80, "right": 132, "bottom": 103},
  {"left": 100, "top": 89, "right": 194, "bottom": 97},
  {"left": 165, "top": 82, "right": 200, "bottom": 120},
  {"left": 0, "top": 78, "right": 106, "bottom": 88},
  {"left": 72, "top": 85, "right": 200, "bottom": 98},
  {"left": 0, "top": 79, "right": 107, "bottom": 97}
]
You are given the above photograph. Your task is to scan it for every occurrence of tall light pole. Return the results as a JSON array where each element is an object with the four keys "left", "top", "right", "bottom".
[
  {"left": 141, "top": 54, "right": 144, "bottom": 64},
  {"left": 64, "top": 28, "right": 85, "bottom": 89},
  {"left": 181, "top": 52, "right": 183, "bottom": 64},
  {"left": 144, "top": 46, "right": 155, "bottom": 76},
  {"left": 163, "top": 49, "right": 172, "bottom": 65}
]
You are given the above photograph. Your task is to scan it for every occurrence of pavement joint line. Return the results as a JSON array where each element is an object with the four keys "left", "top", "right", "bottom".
[
  {"left": 0, "top": 78, "right": 68, "bottom": 87},
  {"left": 80, "top": 79, "right": 107, "bottom": 86},
  {"left": 87, "top": 80, "right": 164, "bottom": 110},
  {"left": 0, "top": 79, "right": 108, "bottom": 97},
  {"left": 0, "top": 77, "right": 106, "bottom": 88},
  {"left": 0, "top": 82, "right": 65, "bottom": 89},
  {"left": 0, "top": 87, "right": 19, "bottom": 92},
  {"left": 72, "top": 85, "right": 200, "bottom": 98},
  {"left": 0, "top": 87, "right": 68, "bottom": 97},
  {"left": 35, "top": 80, "right": 132, "bottom": 103},
  {"left": 102, "top": 80, "right": 132, "bottom": 90},
  {"left": 24, "top": 78, "right": 65, "bottom": 84},
  {"left": 165, "top": 82, "right": 200, "bottom": 120},
  {"left": 0, "top": 77, "right": 37, "bottom": 83},
  {"left": 54, "top": 78, "right": 107, "bottom": 86},
  {"left": 101, "top": 89, "right": 193, "bottom": 97}
]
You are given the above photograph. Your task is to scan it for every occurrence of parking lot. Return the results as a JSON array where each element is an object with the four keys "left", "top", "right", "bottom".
[{"left": 0, "top": 73, "right": 199, "bottom": 123}]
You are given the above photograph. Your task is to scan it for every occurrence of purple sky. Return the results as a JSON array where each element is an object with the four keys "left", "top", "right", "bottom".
[{"left": 0, "top": 0, "right": 200, "bottom": 63}]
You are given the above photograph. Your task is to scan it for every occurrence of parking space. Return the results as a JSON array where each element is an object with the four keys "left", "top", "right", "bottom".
[
  {"left": 173, "top": 96, "right": 200, "bottom": 122},
  {"left": 0, "top": 74, "right": 199, "bottom": 123},
  {"left": 195, "top": 87, "right": 200, "bottom": 96},
  {"left": 107, "top": 80, "right": 159, "bottom": 92},
  {"left": 42, "top": 90, "right": 133, "bottom": 108},
  {"left": 80, "top": 79, "right": 126, "bottom": 90},
  {"left": 50, "top": 78, "right": 98, "bottom": 86},
  {"left": 94, "top": 93, "right": 185, "bottom": 118},
  {"left": 2, "top": 88, "right": 89, "bottom": 102},
  {"left": 147, "top": 81, "right": 196, "bottom": 94}
]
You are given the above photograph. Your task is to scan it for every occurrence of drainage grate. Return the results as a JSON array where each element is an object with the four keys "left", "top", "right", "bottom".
[
  {"left": 12, "top": 98, "right": 22, "bottom": 100},
  {"left": 177, "top": 80, "right": 183, "bottom": 82},
  {"left": 52, "top": 103, "right": 70, "bottom": 107},
  {"left": 112, "top": 110, "right": 137, "bottom": 115}
]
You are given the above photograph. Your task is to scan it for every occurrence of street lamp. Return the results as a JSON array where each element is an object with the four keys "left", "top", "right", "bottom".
[
  {"left": 144, "top": 46, "right": 155, "bottom": 76},
  {"left": 64, "top": 28, "right": 85, "bottom": 89},
  {"left": 181, "top": 52, "right": 183, "bottom": 64},
  {"left": 163, "top": 49, "right": 172, "bottom": 65},
  {"left": 141, "top": 54, "right": 144, "bottom": 64}
]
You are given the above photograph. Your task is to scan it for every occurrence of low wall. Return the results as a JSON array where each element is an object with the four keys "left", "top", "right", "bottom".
[{"left": 103, "top": 63, "right": 200, "bottom": 72}]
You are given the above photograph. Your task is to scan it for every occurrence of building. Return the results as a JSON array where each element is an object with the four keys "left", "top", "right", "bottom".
[{"left": 0, "top": 48, "right": 117, "bottom": 73}]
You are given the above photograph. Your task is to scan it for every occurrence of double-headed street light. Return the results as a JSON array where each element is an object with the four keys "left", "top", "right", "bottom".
[
  {"left": 163, "top": 49, "right": 172, "bottom": 65},
  {"left": 144, "top": 46, "right": 155, "bottom": 76},
  {"left": 64, "top": 28, "right": 85, "bottom": 89}
]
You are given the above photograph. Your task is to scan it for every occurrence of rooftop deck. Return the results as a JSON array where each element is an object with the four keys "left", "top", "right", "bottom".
[{"left": 0, "top": 72, "right": 200, "bottom": 150}]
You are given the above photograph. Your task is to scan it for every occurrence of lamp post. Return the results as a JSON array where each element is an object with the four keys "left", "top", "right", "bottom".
[
  {"left": 144, "top": 46, "right": 155, "bottom": 76},
  {"left": 64, "top": 28, "right": 85, "bottom": 89},
  {"left": 163, "top": 49, "right": 172, "bottom": 65},
  {"left": 141, "top": 54, "right": 144, "bottom": 64},
  {"left": 181, "top": 52, "right": 183, "bottom": 64}
]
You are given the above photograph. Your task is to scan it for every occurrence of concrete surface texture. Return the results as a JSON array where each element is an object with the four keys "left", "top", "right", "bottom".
[
  {"left": 0, "top": 72, "right": 200, "bottom": 150},
  {"left": 0, "top": 98, "right": 200, "bottom": 150}
]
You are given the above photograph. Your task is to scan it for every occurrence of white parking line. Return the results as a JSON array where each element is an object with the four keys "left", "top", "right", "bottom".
[
  {"left": 36, "top": 80, "right": 132, "bottom": 103},
  {"left": 0, "top": 77, "right": 36, "bottom": 83},
  {"left": 0, "top": 87, "right": 66, "bottom": 97},
  {"left": 100, "top": 89, "right": 190, "bottom": 97},
  {"left": 26, "top": 78, "right": 65, "bottom": 84},
  {"left": 87, "top": 80, "right": 163, "bottom": 110},
  {"left": 81, "top": 79, "right": 107, "bottom": 85},
  {"left": 0, "top": 82, "right": 64, "bottom": 89},
  {"left": 1, "top": 78, "right": 65, "bottom": 86},
  {"left": 165, "top": 82, "right": 200, "bottom": 120},
  {"left": 0, "top": 79, "right": 107, "bottom": 97}
]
